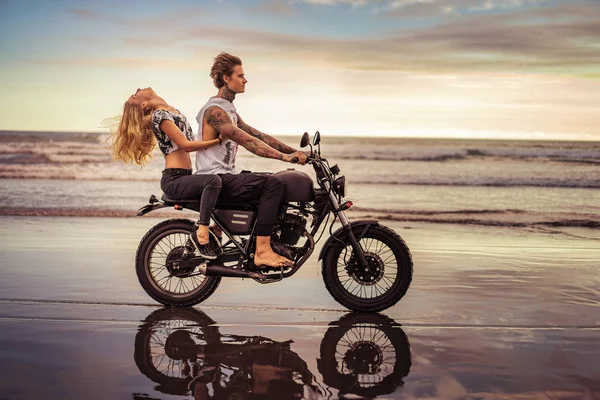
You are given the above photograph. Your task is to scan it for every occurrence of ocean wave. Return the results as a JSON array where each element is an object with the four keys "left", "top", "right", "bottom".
[
  {"left": 0, "top": 207, "right": 193, "bottom": 218},
  {"left": 1, "top": 133, "right": 599, "bottom": 189},
  {"left": 350, "top": 208, "right": 600, "bottom": 229},
  {"left": 1, "top": 206, "right": 598, "bottom": 230},
  {"left": 349, "top": 179, "right": 600, "bottom": 188},
  {"left": 352, "top": 207, "right": 526, "bottom": 215},
  {"left": 1, "top": 165, "right": 599, "bottom": 188},
  {"left": 2, "top": 133, "right": 600, "bottom": 165},
  {"left": 319, "top": 142, "right": 600, "bottom": 164}
]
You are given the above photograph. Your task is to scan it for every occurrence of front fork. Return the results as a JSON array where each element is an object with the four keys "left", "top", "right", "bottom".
[{"left": 323, "top": 181, "right": 368, "bottom": 268}]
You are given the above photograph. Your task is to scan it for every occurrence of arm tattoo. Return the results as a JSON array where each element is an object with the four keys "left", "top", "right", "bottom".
[
  {"left": 237, "top": 114, "right": 297, "bottom": 154},
  {"left": 205, "top": 107, "right": 285, "bottom": 160}
]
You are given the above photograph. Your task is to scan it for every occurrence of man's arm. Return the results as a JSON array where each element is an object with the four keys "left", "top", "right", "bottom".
[
  {"left": 236, "top": 113, "right": 297, "bottom": 154},
  {"left": 206, "top": 106, "right": 288, "bottom": 161}
]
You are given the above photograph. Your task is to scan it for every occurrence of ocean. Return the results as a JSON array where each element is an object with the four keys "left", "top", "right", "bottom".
[{"left": 1, "top": 130, "right": 599, "bottom": 238}]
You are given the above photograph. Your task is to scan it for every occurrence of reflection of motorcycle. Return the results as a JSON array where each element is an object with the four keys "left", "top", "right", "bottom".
[
  {"left": 135, "top": 132, "right": 413, "bottom": 312},
  {"left": 134, "top": 307, "right": 320, "bottom": 399},
  {"left": 318, "top": 313, "right": 412, "bottom": 398},
  {"left": 133, "top": 308, "right": 411, "bottom": 399}
]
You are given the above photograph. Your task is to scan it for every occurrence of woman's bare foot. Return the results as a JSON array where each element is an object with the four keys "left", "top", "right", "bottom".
[{"left": 254, "top": 250, "right": 293, "bottom": 268}]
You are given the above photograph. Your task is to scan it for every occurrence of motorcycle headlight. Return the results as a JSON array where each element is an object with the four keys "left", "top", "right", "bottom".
[{"left": 333, "top": 175, "right": 347, "bottom": 197}]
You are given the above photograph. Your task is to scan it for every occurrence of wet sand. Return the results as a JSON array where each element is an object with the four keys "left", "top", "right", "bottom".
[{"left": 1, "top": 216, "right": 599, "bottom": 399}]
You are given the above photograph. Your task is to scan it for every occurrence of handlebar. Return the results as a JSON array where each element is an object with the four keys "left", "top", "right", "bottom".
[
  {"left": 289, "top": 153, "right": 324, "bottom": 165},
  {"left": 307, "top": 153, "right": 324, "bottom": 163}
]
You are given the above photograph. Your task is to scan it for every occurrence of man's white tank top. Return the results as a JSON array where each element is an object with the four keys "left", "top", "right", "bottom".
[{"left": 195, "top": 97, "right": 239, "bottom": 174}]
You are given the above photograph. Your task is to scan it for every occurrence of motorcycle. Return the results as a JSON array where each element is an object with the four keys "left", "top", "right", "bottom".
[
  {"left": 133, "top": 307, "right": 412, "bottom": 399},
  {"left": 135, "top": 131, "right": 413, "bottom": 312}
]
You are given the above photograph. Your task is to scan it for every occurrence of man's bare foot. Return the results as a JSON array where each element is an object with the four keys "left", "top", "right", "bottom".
[{"left": 254, "top": 251, "right": 293, "bottom": 268}]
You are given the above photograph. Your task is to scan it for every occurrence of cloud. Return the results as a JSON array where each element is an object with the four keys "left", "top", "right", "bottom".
[
  {"left": 251, "top": 0, "right": 296, "bottom": 16},
  {"left": 378, "top": 0, "right": 547, "bottom": 17},
  {"left": 38, "top": 57, "right": 198, "bottom": 71},
  {"left": 70, "top": 8, "right": 99, "bottom": 19},
  {"left": 296, "top": 0, "right": 546, "bottom": 15},
  {"left": 59, "top": 1, "right": 600, "bottom": 79},
  {"left": 171, "top": 1, "right": 600, "bottom": 79},
  {"left": 301, "top": 0, "right": 371, "bottom": 6}
]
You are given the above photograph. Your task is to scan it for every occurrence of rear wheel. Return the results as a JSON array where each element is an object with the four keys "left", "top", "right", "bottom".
[
  {"left": 135, "top": 219, "right": 221, "bottom": 306},
  {"left": 322, "top": 224, "right": 412, "bottom": 312},
  {"left": 134, "top": 307, "right": 221, "bottom": 396}
]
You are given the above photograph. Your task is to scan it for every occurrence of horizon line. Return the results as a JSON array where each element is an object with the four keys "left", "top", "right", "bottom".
[{"left": 1, "top": 129, "right": 599, "bottom": 143}]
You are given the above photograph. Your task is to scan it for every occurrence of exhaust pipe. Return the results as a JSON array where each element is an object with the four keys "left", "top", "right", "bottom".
[{"left": 199, "top": 263, "right": 265, "bottom": 280}]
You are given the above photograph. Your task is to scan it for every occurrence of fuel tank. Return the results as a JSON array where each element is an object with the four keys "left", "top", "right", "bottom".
[{"left": 274, "top": 169, "right": 314, "bottom": 202}]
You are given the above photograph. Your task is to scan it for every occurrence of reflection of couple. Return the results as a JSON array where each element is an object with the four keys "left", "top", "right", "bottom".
[
  {"left": 133, "top": 308, "right": 412, "bottom": 399},
  {"left": 108, "top": 53, "right": 307, "bottom": 268}
]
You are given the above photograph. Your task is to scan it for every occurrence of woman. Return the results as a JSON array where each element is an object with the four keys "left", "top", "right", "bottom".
[{"left": 108, "top": 87, "right": 221, "bottom": 259}]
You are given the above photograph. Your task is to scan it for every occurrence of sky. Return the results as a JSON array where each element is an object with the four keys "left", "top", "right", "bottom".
[{"left": 0, "top": 0, "right": 599, "bottom": 140}]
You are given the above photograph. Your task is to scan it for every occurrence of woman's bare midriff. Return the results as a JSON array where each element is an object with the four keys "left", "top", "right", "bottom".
[{"left": 164, "top": 149, "right": 192, "bottom": 170}]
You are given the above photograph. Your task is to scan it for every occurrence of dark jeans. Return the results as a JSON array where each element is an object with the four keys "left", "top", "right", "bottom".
[
  {"left": 217, "top": 173, "right": 284, "bottom": 236},
  {"left": 160, "top": 169, "right": 222, "bottom": 226}
]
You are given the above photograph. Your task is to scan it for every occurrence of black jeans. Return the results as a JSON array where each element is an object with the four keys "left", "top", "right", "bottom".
[
  {"left": 160, "top": 169, "right": 222, "bottom": 226},
  {"left": 217, "top": 173, "right": 284, "bottom": 236}
]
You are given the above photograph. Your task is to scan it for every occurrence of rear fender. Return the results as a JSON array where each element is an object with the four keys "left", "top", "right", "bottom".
[
  {"left": 136, "top": 202, "right": 170, "bottom": 216},
  {"left": 318, "top": 219, "right": 379, "bottom": 260}
]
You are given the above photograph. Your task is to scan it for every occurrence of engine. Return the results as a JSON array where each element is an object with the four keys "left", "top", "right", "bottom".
[
  {"left": 271, "top": 210, "right": 308, "bottom": 261},
  {"left": 278, "top": 211, "right": 307, "bottom": 245}
]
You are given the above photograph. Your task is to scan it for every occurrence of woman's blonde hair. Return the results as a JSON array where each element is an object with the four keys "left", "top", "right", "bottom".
[{"left": 105, "top": 102, "right": 156, "bottom": 166}]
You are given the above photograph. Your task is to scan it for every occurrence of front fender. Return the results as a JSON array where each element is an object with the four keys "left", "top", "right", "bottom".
[{"left": 318, "top": 219, "right": 379, "bottom": 260}]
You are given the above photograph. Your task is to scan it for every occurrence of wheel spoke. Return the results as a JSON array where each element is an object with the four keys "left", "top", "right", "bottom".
[
  {"left": 377, "top": 247, "right": 393, "bottom": 258},
  {"left": 381, "top": 275, "right": 395, "bottom": 287},
  {"left": 382, "top": 253, "right": 397, "bottom": 265},
  {"left": 181, "top": 278, "right": 191, "bottom": 293}
]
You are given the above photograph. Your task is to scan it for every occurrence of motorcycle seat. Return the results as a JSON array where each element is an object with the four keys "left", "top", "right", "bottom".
[{"left": 161, "top": 194, "right": 257, "bottom": 212}]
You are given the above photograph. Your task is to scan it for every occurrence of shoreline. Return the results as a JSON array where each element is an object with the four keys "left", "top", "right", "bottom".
[
  {"left": 1, "top": 214, "right": 599, "bottom": 398},
  {"left": 1, "top": 208, "right": 599, "bottom": 235}
]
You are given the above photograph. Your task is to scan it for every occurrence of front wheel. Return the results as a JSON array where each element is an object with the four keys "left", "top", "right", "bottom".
[
  {"left": 317, "top": 313, "right": 411, "bottom": 397},
  {"left": 322, "top": 224, "right": 413, "bottom": 312},
  {"left": 135, "top": 218, "right": 221, "bottom": 306}
]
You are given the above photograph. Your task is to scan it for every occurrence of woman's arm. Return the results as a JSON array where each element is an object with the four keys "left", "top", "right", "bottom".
[{"left": 159, "top": 120, "right": 220, "bottom": 152}]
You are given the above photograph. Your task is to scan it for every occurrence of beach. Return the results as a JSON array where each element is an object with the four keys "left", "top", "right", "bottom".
[
  {"left": 1, "top": 216, "right": 599, "bottom": 399},
  {"left": 1, "top": 132, "right": 599, "bottom": 398}
]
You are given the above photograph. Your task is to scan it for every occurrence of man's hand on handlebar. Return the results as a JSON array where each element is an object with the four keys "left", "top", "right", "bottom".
[{"left": 284, "top": 151, "right": 308, "bottom": 165}]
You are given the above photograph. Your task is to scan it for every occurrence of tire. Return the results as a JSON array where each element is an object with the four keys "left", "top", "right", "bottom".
[
  {"left": 322, "top": 224, "right": 413, "bottom": 312},
  {"left": 135, "top": 219, "right": 221, "bottom": 306},
  {"left": 134, "top": 307, "right": 221, "bottom": 396},
  {"left": 317, "top": 312, "right": 411, "bottom": 398}
]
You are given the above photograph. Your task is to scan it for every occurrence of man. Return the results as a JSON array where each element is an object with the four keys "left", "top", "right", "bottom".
[{"left": 195, "top": 52, "right": 307, "bottom": 268}]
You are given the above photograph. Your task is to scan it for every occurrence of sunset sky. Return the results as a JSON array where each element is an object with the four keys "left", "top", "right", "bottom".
[{"left": 0, "top": 0, "right": 599, "bottom": 139}]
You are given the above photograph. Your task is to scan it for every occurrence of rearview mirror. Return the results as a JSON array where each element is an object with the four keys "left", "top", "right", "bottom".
[
  {"left": 313, "top": 131, "right": 321, "bottom": 146},
  {"left": 300, "top": 132, "right": 310, "bottom": 148}
]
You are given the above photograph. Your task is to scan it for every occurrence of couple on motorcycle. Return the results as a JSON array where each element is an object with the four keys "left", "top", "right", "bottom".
[{"left": 109, "top": 52, "right": 308, "bottom": 269}]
